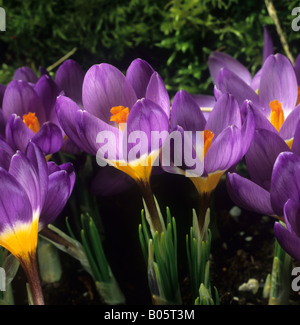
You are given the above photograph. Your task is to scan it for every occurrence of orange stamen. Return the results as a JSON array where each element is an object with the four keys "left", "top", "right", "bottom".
[
  {"left": 204, "top": 129, "right": 214, "bottom": 156},
  {"left": 110, "top": 106, "right": 129, "bottom": 126},
  {"left": 23, "top": 112, "right": 40, "bottom": 133},
  {"left": 297, "top": 86, "right": 300, "bottom": 106},
  {"left": 269, "top": 100, "right": 284, "bottom": 132}
]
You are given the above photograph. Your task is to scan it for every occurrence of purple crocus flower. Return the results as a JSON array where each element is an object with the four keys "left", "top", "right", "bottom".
[
  {"left": 269, "top": 152, "right": 300, "bottom": 261},
  {"left": 164, "top": 89, "right": 255, "bottom": 231},
  {"left": 2, "top": 77, "right": 63, "bottom": 155},
  {"left": 217, "top": 53, "right": 300, "bottom": 150},
  {"left": 0, "top": 140, "right": 75, "bottom": 304},
  {"left": 56, "top": 58, "right": 170, "bottom": 233},
  {"left": 209, "top": 26, "right": 274, "bottom": 91}
]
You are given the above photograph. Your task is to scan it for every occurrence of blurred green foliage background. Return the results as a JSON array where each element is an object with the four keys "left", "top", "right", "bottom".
[{"left": 0, "top": 0, "right": 299, "bottom": 96}]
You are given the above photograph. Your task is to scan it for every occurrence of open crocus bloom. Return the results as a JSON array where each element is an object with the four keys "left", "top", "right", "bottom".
[
  {"left": 163, "top": 90, "right": 254, "bottom": 231},
  {"left": 3, "top": 77, "right": 63, "bottom": 155},
  {"left": 56, "top": 59, "right": 170, "bottom": 232},
  {"left": 0, "top": 140, "right": 74, "bottom": 303},
  {"left": 216, "top": 53, "right": 300, "bottom": 149}
]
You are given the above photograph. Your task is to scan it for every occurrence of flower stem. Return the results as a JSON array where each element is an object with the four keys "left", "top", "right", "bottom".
[
  {"left": 138, "top": 180, "right": 163, "bottom": 235},
  {"left": 20, "top": 252, "right": 44, "bottom": 305}
]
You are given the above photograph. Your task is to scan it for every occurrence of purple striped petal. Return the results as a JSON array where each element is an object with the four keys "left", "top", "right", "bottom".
[
  {"left": 25, "top": 141, "right": 49, "bottom": 212},
  {"left": 217, "top": 68, "right": 260, "bottom": 108},
  {"left": 126, "top": 58, "right": 154, "bottom": 99},
  {"left": 34, "top": 74, "right": 60, "bottom": 121},
  {"left": 13, "top": 67, "right": 38, "bottom": 83},
  {"left": 76, "top": 109, "right": 122, "bottom": 158},
  {"left": 32, "top": 122, "right": 63, "bottom": 155},
  {"left": 279, "top": 104, "right": 300, "bottom": 140},
  {"left": 5, "top": 114, "right": 35, "bottom": 152},
  {"left": 205, "top": 93, "right": 241, "bottom": 138},
  {"left": 56, "top": 95, "right": 85, "bottom": 150},
  {"left": 82, "top": 63, "right": 137, "bottom": 125},
  {"left": 263, "top": 26, "right": 274, "bottom": 63},
  {"left": 245, "top": 129, "right": 290, "bottom": 191},
  {"left": 205, "top": 107, "right": 254, "bottom": 173},
  {"left": 274, "top": 218, "right": 300, "bottom": 261},
  {"left": 226, "top": 172, "right": 275, "bottom": 216},
  {"left": 124, "top": 98, "right": 169, "bottom": 160},
  {"left": 259, "top": 54, "right": 298, "bottom": 117},
  {"left": 170, "top": 90, "right": 206, "bottom": 132},
  {"left": 2, "top": 80, "right": 46, "bottom": 124},
  {"left": 55, "top": 59, "right": 85, "bottom": 105},
  {"left": 250, "top": 69, "right": 261, "bottom": 91},
  {"left": 145, "top": 72, "right": 170, "bottom": 118},
  {"left": 208, "top": 51, "right": 252, "bottom": 85},
  {"left": 0, "top": 167, "right": 33, "bottom": 234},
  {"left": 39, "top": 165, "right": 75, "bottom": 228},
  {"left": 270, "top": 152, "right": 300, "bottom": 216},
  {"left": 283, "top": 199, "right": 300, "bottom": 237}
]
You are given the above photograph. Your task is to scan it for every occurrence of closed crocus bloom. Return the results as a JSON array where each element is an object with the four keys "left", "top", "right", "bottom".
[
  {"left": 209, "top": 26, "right": 273, "bottom": 91},
  {"left": 0, "top": 140, "right": 75, "bottom": 305},
  {"left": 56, "top": 59, "right": 170, "bottom": 234},
  {"left": 164, "top": 90, "right": 255, "bottom": 232},
  {"left": 271, "top": 152, "right": 300, "bottom": 261}
]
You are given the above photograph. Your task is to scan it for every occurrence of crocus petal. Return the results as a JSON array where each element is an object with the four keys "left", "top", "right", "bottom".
[
  {"left": 283, "top": 199, "right": 300, "bottom": 237},
  {"left": 208, "top": 51, "right": 252, "bottom": 85},
  {"left": 250, "top": 69, "right": 261, "bottom": 91},
  {"left": 34, "top": 74, "right": 60, "bottom": 121},
  {"left": 55, "top": 59, "right": 85, "bottom": 105},
  {"left": 291, "top": 120, "right": 300, "bottom": 155},
  {"left": 39, "top": 167, "right": 74, "bottom": 228},
  {"left": 170, "top": 90, "right": 206, "bottom": 132},
  {"left": 2, "top": 80, "right": 46, "bottom": 123},
  {"left": 0, "top": 137, "right": 14, "bottom": 170},
  {"left": 5, "top": 114, "right": 35, "bottom": 152},
  {"left": 226, "top": 172, "right": 275, "bottom": 216},
  {"left": 82, "top": 63, "right": 137, "bottom": 125},
  {"left": 13, "top": 67, "right": 38, "bottom": 83},
  {"left": 191, "top": 94, "right": 216, "bottom": 121},
  {"left": 205, "top": 93, "right": 241, "bottom": 138},
  {"left": 125, "top": 98, "right": 169, "bottom": 160},
  {"left": 270, "top": 151, "right": 300, "bottom": 216},
  {"left": 9, "top": 150, "right": 43, "bottom": 214},
  {"left": 145, "top": 72, "right": 170, "bottom": 118},
  {"left": 56, "top": 95, "right": 85, "bottom": 150},
  {"left": 279, "top": 104, "right": 300, "bottom": 140},
  {"left": 241, "top": 100, "right": 277, "bottom": 133},
  {"left": 25, "top": 141, "right": 49, "bottom": 212},
  {"left": 76, "top": 109, "right": 122, "bottom": 158},
  {"left": 259, "top": 54, "right": 298, "bottom": 117},
  {"left": 32, "top": 122, "right": 63, "bottom": 155},
  {"left": 274, "top": 222, "right": 300, "bottom": 261},
  {"left": 205, "top": 108, "right": 254, "bottom": 174},
  {"left": 245, "top": 128, "right": 290, "bottom": 190},
  {"left": 126, "top": 58, "right": 155, "bottom": 99},
  {"left": 263, "top": 26, "right": 274, "bottom": 63},
  {"left": 217, "top": 68, "right": 260, "bottom": 107}
]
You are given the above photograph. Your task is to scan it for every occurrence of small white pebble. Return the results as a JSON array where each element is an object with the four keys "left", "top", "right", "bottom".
[
  {"left": 238, "top": 279, "right": 259, "bottom": 294},
  {"left": 229, "top": 206, "right": 242, "bottom": 219},
  {"left": 245, "top": 236, "right": 253, "bottom": 242}
]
